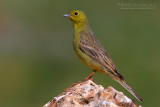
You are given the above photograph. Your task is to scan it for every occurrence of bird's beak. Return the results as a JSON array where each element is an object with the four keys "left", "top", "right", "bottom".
[{"left": 63, "top": 13, "right": 71, "bottom": 17}]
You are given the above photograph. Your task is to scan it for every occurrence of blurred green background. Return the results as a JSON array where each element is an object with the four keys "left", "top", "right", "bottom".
[{"left": 0, "top": 0, "right": 159, "bottom": 107}]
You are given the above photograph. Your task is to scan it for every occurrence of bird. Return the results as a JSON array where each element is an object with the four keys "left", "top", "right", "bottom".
[{"left": 63, "top": 10, "right": 142, "bottom": 102}]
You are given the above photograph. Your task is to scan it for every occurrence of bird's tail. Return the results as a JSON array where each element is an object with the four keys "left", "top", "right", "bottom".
[{"left": 119, "top": 80, "right": 143, "bottom": 102}]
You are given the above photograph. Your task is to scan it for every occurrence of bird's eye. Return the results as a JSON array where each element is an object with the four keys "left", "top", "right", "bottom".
[{"left": 75, "top": 12, "right": 78, "bottom": 15}]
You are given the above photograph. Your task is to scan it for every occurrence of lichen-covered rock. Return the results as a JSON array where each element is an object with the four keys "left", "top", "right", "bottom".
[{"left": 43, "top": 79, "right": 141, "bottom": 107}]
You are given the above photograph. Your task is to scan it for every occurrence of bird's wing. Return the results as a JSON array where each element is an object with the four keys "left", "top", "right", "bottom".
[{"left": 79, "top": 32, "right": 124, "bottom": 80}]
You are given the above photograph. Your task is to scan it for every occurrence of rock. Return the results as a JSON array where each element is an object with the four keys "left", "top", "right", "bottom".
[{"left": 43, "top": 79, "right": 141, "bottom": 107}]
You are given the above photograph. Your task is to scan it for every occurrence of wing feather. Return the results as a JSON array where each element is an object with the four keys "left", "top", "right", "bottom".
[{"left": 79, "top": 31, "right": 124, "bottom": 80}]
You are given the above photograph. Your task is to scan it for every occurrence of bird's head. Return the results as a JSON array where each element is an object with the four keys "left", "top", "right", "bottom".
[{"left": 63, "top": 10, "right": 88, "bottom": 26}]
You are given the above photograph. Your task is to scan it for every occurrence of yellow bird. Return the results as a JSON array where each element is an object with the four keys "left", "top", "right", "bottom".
[{"left": 64, "top": 10, "right": 142, "bottom": 102}]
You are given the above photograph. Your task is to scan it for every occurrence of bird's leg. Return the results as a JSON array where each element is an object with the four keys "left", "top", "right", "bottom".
[
  {"left": 74, "top": 71, "right": 96, "bottom": 85},
  {"left": 83, "top": 71, "right": 96, "bottom": 81}
]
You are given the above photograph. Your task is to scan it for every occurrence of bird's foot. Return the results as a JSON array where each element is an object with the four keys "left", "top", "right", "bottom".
[{"left": 82, "top": 71, "right": 96, "bottom": 82}]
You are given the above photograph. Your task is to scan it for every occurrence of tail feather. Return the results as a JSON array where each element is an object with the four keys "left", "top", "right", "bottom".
[{"left": 119, "top": 81, "right": 143, "bottom": 102}]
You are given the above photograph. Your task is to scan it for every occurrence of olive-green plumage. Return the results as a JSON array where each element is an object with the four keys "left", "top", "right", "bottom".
[{"left": 64, "top": 10, "right": 142, "bottom": 102}]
